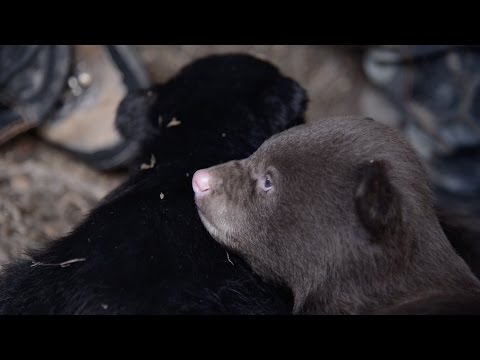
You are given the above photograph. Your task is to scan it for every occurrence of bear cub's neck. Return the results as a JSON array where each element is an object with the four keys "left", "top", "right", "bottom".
[{"left": 292, "top": 227, "right": 480, "bottom": 315}]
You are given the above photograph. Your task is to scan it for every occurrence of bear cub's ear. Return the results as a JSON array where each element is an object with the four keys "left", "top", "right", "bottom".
[
  {"left": 115, "top": 88, "right": 162, "bottom": 143},
  {"left": 354, "top": 160, "right": 402, "bottom": 242}
]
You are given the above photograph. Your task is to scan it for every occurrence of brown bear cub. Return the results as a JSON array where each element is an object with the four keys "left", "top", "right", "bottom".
[{"left": 192, "top": 116, "right": 480, "bottom": 315}]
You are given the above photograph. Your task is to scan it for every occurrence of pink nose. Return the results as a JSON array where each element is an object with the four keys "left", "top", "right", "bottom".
[{"left": 192, "top": 169, "right": 210, "bottom": 194}]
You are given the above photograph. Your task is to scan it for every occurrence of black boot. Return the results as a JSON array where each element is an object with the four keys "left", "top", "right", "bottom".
[{"left": 0, "top": 45, "right": 152, "bottom": 171}]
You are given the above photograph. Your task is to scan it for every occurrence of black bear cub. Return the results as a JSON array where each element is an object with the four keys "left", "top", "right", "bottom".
[{"left": 0, "top": 54, "right": 307, "bottom": 314}]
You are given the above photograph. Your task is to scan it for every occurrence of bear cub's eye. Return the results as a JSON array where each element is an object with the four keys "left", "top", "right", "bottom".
[{"left": 262, "top": 175, "right": 273, "bottom": 192}]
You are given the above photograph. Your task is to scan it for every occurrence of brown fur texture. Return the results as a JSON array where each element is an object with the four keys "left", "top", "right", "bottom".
[{"left": 194, "top": 116, "right": 480, "bottom": 315}]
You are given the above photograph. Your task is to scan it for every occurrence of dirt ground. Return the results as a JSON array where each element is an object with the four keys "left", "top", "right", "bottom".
[{"left": 0, "top": 45, "right": 395, "bottom": 267}]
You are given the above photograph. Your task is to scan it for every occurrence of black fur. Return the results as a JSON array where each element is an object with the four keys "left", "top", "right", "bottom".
[{"left": 0, "top": 54, "right": 307, "bottom": 314}]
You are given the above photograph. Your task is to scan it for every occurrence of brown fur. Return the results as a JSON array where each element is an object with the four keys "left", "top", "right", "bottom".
[{"left": 194, "top": 116, "right": 480, "bottom": 315}]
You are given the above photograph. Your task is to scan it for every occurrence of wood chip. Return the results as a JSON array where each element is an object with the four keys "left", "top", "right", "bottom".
[
  {"left": 31, "top": 258, "right": 86, "bottom": 268},
  {"left": 166, "top": 117, "right": 182, "bottom": 128},
  {"left": 140, "top": 154, "right": 156, "bottom": 170},
  {"left": 226, "top": 251, "right": 234, "bottom": 266}
]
